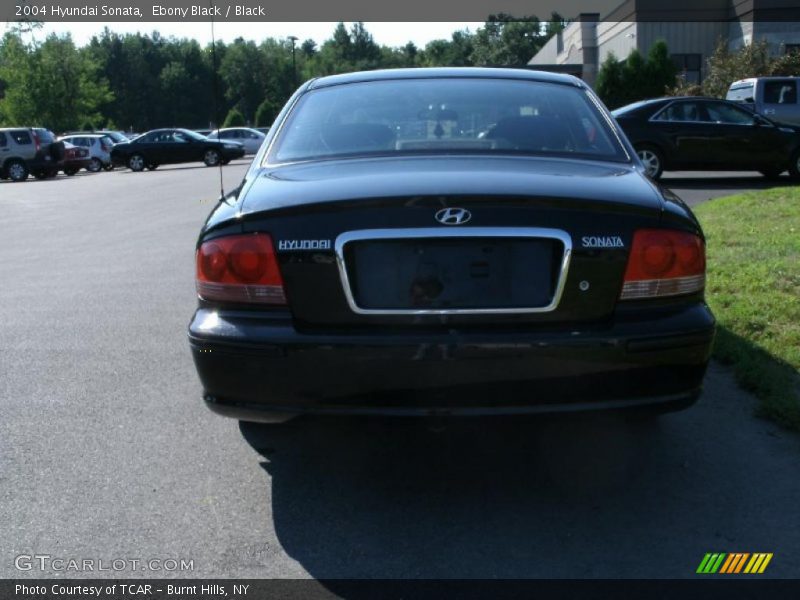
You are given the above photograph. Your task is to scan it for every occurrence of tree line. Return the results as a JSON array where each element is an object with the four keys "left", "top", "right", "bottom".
[{"left": 0, "top": 17, "right": 566, "bottom": 133}]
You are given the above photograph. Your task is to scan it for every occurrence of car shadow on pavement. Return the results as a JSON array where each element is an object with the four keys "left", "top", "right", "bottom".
[
  {"left": 235, "top": 376, "right": 800, "bottom": 583},
  {"left": 114, "top": 159, "right": 252, "bottom": 176},
  {"left": 238, "top": 413, "right": 667, "bottom": 580}
]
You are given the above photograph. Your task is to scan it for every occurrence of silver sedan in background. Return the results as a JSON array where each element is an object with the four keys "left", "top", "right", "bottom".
[{"left": 206, "top": 127, "right": 266, "bottom": 155}]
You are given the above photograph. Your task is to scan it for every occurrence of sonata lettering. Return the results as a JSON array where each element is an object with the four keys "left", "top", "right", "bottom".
[{"left": 581, "top": 236, "right": 624, "bottom": 248}]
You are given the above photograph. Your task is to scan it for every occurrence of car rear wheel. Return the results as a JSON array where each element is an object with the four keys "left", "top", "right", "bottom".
[
  {"left": 789, "top": 150, "right": 800, "bottom": 180},
  {"left": 636, "top": 146, "right": 664, "bottom": 180},
  {"left": 87, "top": 158, "right": 103, "bottom": 173},
  {"left": 204, "top": 149, "right": 221, "bottom": 166},
  {"left": 128, "top": 154, "right": 146, "bottom": 172},
  {"left": 6, "top": 160, "right": 29, "bottom": 182}
]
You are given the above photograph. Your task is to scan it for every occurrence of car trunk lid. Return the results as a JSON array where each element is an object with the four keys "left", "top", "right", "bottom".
[{"left": 236, "top": 156, "right": 664, "bottom": 328}]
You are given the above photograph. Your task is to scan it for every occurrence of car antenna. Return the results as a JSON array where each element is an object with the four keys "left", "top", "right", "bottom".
[{"left": 210, "top": 0, "right": 225, "bottom": 199}]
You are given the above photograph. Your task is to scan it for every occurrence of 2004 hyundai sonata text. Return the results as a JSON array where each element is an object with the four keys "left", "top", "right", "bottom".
[{"left": 188, "top": 68, "right": 715, "bottom": 422}]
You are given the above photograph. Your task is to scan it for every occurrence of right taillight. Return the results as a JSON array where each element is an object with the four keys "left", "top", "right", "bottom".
[
  {"left": 620, "top": 229, "right": 705, "bottom": 300},
  {"left": 196, "top": 233, "right": 286, "bottom": 305}
]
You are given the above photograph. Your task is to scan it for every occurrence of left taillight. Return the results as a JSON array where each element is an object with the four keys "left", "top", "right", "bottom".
[
  {"left": 196, "top": 233, "right": 286, "bottom": 305},
  {"left": 620, "top": 228, "right": 706, "bottom": 300}
]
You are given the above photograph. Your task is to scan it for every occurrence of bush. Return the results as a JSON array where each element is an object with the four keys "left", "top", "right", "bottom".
[
  {"left": 644, "top": 41, "right": 677, "bottom": 98},
  {"left": 222, "top": 108, "right": 246, "bottom": 128},
  {"left": 595, "top": 52, "right": 626, "bottom": 109},
  {"left": 596, "top": 40, "right": 677, "bottom": 109}
]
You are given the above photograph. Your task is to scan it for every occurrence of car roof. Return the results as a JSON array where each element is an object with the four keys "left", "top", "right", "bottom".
[
  {"left": 731, "top": 76, "right": 799, "bottom": 84},
  {"left": 306, "top": 67, "right": 585, "bottom": 91},
  {"left": 62, "top": 133, "right": 108, "bottom": 138}
]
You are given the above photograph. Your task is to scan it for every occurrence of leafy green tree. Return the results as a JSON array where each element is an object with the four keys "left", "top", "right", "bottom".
[
  {"left": 300, "top": 39, "right": 317, "bottom": 57},
  {"left": 671, "top": 39, "right": 800, "bottom": 98},
  {"left": 421, "top": 30, "right": 474, "bottom": 67},
  {"left": 0, "top": 32, "right": 33, "bottom": 125},
  {"left": 0, "top": 33, "right": 112, "bottom": 131},
  {"left": 471, "top": 14, "right": 545, "bottom": 66},
  {"left": 254, "top": 98, "right": 279, "bottom": 127},
  {"left": 223, "top": 108, "right": 246, "bottom": 127},
  {"left": 220, "top": 38, "right": 269, "bottom": 123},
  {"left": 545, "top": 12, "right": 567, "bottom": 37}
]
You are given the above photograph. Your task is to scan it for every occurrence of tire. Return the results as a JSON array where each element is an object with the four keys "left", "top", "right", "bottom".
[
  {"left": 146, "top": 164, "right": 159, "bottom": 171},
  {"left": 203, "top": 149, "right": 221, "bottom": 167},
  {"left": 635, "top": 145, "right": 664, "bottom": 180},
  {"left": 6, "top": 160, "right": 29, "bottom": 182},
  {"left": 87, "top": 157, "right": 103, "bottom": 173},
  {"left": 789, "top": 150, "right": 800, "bottom": 180},
  {"left": 64, "top": 167, "right": 78, "bottom": 176},
  {"left": 128, "top": 154, "right": 146, "bottom": 172}
]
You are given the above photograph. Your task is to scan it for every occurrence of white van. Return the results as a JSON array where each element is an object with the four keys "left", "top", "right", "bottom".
[{"left": 727, "top": 77, "right": 800, "bottom": 125}]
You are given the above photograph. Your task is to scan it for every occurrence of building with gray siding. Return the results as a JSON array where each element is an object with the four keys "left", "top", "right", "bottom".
[{"left": 528, "top": 0, "right": 800, "bottom": 86}]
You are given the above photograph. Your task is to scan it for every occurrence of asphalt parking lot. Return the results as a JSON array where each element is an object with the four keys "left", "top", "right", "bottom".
[
  {"left": 1, "top": 162, "right": 799, "bottom": 580},
  {"left": 663, "top": 171, "right": 798, "bottom": 206}
]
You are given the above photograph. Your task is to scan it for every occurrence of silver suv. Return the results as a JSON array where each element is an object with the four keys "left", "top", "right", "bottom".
[{"left": 0, "top": 127, "right": 65, "bottom": 182}]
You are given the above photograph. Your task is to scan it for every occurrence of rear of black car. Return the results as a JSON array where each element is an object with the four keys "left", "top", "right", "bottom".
[{"left": 188, "top": 69, "right": 715, "bottom": 420}]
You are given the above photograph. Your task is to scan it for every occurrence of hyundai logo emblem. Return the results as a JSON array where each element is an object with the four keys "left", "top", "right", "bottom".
[{"left": 435, "top": 207, "right": 472, "bottom": 225}]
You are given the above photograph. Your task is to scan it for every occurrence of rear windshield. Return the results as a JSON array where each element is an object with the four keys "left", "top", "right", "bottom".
[
  {"left": 726, "top": 82, "right": 755, "bottom": 102},
  {"left": 611, "top": 100, "right": 657, "bottom": 117},
  {"left": 33, "top": 128, "right": 55, "bottom": 143},
  {"left": 269, "top": 78, "right": 626, "bottom": 164}
]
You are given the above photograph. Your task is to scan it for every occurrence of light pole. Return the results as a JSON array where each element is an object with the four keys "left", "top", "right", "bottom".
[{"left": 288, "top": 36, "right": 298, "bottom": 87}]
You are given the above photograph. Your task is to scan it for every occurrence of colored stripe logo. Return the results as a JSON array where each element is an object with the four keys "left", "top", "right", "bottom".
[{"left": 697, "top": 553, "right": 773, "bottom": 574}]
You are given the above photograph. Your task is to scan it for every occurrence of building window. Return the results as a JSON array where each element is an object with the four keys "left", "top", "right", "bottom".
[{"left": 672, "top": 53, "right": 702, "bottom": 84}]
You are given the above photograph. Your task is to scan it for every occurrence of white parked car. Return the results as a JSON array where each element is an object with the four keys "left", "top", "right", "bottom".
[
  {"left": 59, "top": 134, "right": 115, "bottom": 172},
  {"left": 207, "top": 127, "right": 265, "bottom": 155}
]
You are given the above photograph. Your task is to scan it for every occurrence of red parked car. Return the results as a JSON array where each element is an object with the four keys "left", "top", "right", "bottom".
[{"left": 60, "top": 142, "right": 93, "bottom": 176}]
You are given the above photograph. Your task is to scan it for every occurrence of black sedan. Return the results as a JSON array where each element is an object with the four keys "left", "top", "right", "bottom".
[
  {"left": 110, "top": 128, "right": 244, "bottom": 171},
  {"left": 612, "top": 96, "right": 800, "bottom": 179},
  {"left": 188, "top": 68, "right": 715, "bottom": 422}
]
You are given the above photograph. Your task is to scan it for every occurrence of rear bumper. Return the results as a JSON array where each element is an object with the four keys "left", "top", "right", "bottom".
[
  {"left": 62, "top": 158, "right": 92, "bottom": 170},
  {"left": 188, "top": 303, "right": 715, "bottom": 418}
]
